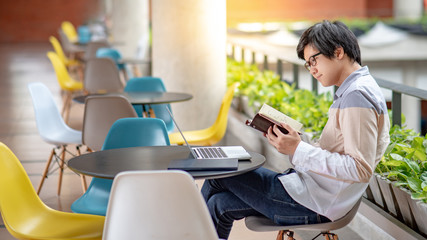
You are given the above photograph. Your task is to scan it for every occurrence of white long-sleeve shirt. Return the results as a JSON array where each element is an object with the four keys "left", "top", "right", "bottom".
[{"left": 278, "top": 66, "right": 390, "bottom": 221}]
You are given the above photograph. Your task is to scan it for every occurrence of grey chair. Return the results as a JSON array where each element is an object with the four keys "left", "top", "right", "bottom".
[
  {"left": 82, "top": 95, "right": 138, "bottom": 151},
  {"left": 245, "top": 197, "right": 362, "bottom": 240},
  {"left": 84, "top": 58, "right": 124, "bottom": 94}
]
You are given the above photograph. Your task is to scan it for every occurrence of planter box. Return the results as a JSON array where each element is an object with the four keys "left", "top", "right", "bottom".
[
  {"left": 407, "top": 197, "right": 427, "bottom": 237},
  {"left": 368, "top": 174, "right": 385, "bottom": 208},
  {"left": 375, "top": 175, "right": 402, "bottom": 219},
  {"left": 391, "top": 185, "right": 418, "bottom": 230}
]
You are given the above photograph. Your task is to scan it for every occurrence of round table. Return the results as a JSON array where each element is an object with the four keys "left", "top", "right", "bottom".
[
  {"left": 73, "top": 92, "right": 193, "bottom": 105},
  {"left": 67, "top": 146, "right": 265, "bottom": 179}
]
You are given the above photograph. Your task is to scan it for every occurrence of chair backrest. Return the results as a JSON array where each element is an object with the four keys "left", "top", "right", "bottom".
[
  {"left": 96, "top": 47, "right": 125, "bottom": 70},
  {"left": 82, "top": 95, "right": 138, "bottom": 151},
  {"left": 0, "top": 142, "right": 48, "bottom": 234},
  {"left": 84, "top": 58, "right": 124, "bottom": 94},
  {"left": 103, "top": 170, "right": 218, "bottom": 240},
  {"left": 124, "top": 77, "right": 174, "bottom": 131},
  {"left": 61, "top": 21, "right": 78, "bottom": 43},
  {"left": 84, "top": 41, "right": 110, "bottom": 60},
  {"left": 205, "top": 82, "right": 239, "bottom": 145},
  {"left": 49, "top": 36, "right": 69, "bottom": 65},
  {"left": 46, "top": 51, "right": 82, "bottom": 91},
  {"left": 124, "top": 77, "right": 166, "bottom": 92},
  {"left": 77, "top": 25, "right": 91, "bottom": 44},
  {"left": 27, "top": 82, "right": 76, "bottom": 144},
  {"left": 70, "top": 118, "right": 170, "bottom": 216},
  {"left": 103, "top": 118, "right": 170, "bottom": 150}
]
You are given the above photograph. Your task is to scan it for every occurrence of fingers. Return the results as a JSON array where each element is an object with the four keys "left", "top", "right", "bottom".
[{"left": 278, "top": 123, "right": 298, "bottom": 136}]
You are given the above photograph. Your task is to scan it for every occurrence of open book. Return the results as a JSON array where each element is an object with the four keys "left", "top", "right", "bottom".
[{"left": 245, "top": 103, "right": 303, "bottom": 135}]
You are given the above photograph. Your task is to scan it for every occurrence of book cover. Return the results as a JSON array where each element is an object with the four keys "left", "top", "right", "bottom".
[{"left": 245, "top": 103, "right": 303, "bottom": 135}]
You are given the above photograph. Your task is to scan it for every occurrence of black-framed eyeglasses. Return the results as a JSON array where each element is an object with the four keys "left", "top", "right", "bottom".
[{"left": 304, "top": 52, "right": 322, "bottom": 71}]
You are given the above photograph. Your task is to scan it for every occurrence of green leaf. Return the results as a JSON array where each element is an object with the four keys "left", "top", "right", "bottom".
[
  {"left": 404, "top": 158, "right": 420, "bottom": 175},
  {"left": 390, "top": 153, "right": 403, "bottom": 161},
  {"left": 407, "top": 177, "right": 423, "bottom": 192}
]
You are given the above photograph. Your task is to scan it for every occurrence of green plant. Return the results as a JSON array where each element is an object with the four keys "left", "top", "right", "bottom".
[
  {"left": 227, "top": 58, "right": 332, "bottom": 139},
  {"left": 377, "top": 124, "right": 427, "bottom": 203}
]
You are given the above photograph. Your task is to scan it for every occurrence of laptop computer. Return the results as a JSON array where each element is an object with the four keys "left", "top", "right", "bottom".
[{"left": 166, "top": 108, "right": 251, "bottom": 171}]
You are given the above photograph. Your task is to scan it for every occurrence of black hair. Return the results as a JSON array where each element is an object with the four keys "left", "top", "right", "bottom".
[{"left": 296, "top": 20, "right": 361, "bottom": 65}]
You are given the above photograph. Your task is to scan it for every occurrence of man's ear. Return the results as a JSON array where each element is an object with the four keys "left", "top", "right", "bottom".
[{"left": 335, "top": 47, "right": 344, "bottom": 59}]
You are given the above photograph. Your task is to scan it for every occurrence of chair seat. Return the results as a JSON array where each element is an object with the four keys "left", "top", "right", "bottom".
[
  {"left": 41, "top": 126, "right": 82, "bottom": 146},
  {"left": 71, "top": 178, "right": 113, "bottom": 216},
  {"left": 9, "top": 208, "right": 105, "bottom": 240},
  {"left": 63, "top": 80, "right": 83, "bottom": 91},
  {"left": 245, "top": 197, "right": 362, "bottom": 237}
]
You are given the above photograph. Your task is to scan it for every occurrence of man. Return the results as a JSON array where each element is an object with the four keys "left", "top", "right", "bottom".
[{"left": 201, "top": 20, "right": 390, "bottom": 239}]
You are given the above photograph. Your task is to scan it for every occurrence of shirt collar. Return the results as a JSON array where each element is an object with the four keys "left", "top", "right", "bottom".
[{"left": 334, "top": 66, "right": 369, "bottom": 100}]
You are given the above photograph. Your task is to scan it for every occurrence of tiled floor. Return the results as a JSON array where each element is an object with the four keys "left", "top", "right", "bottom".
[{"left": 0, "top": 42, "right": 361, "bottom": 240}]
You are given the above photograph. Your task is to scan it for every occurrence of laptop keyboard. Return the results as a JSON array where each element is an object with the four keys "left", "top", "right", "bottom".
[{"left": 194, "top": 147, "right": 227, "bottom": 159}]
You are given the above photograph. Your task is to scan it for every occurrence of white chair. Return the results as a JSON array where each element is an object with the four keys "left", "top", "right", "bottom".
[
  {"left": 245, "top": 197, "right": 362, "bottom": 240},
  {"left": 103, "top": 170, "right": 218, "bottom": 240},
  {"left": 28, "top": 82, "right": 86, "bottom": 195}
]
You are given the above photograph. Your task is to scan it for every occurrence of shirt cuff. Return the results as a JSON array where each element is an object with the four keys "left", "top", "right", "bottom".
[{"left": 292, "top": 141, "right": 316, "bottom": 167}]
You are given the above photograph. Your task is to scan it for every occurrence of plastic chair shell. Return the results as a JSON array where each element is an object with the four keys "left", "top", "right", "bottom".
[
  {"left": 84, "top": 58, "right": 123, "bottom": 94},
  {"left": 47, "top": 51, "right": 83, "bottom": 92},
  {"left": 82, "top": 95, "right": 138, "bottom": 151},
  {"left": 245, "top": 197, "right": 363, "bottom": 238},
  {"left": 168, "top": 82, "right": 238, "bottom": 146},
  {"left": 0, "top": 142, "right": 104, "bottom": 240},
  {"left": 103, "top": 170, "right": 218, "bottom": 240},
  {"left": 28, "top": 82, "right": 81, "bottom": 146},
  {"left": 96, "top": 47, "right": 125, "bottom": 70},
  {"left": 61, "top": 21, "right": 78, "bottom": 43},
  {"left": 71, "top": 118, "right": 170, "bottom": 216},
  {"left": 124, "top": 77, "right": 174, "bottom": 132},
  {"left": 49, "top": 36, "right": 81, "bottom": 67}
]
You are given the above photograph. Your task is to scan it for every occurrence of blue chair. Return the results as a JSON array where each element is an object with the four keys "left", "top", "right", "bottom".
[
  {"left": 124, "top": 77, "right": 175, "bottom": 133},
  {"left": 71, "top": 118, "right": 170, "bottom": 216},
  {"left": 77, "top": 25, "right": 92, "bottom": 44},
  {"left": 96, "top": 47, "right": 128, "bottom": 79}
]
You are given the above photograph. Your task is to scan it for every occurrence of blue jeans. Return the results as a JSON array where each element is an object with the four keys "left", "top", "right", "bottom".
[{"left": 201, "top": 167, "right": 331, "bottom": 239}]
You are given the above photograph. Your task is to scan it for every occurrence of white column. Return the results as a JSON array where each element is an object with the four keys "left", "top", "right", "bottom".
[
  {"left": 394, "top": 0, "right": 424, "bottom": 20},
  {"left": 402, "top": 63, "right": 420, "bottom": 132},
  {"left": 109, "top": 0, "right": 150, "bottom": 59},
  {"left": 151, "top": 0, "right": 227, "bottom": 131}
]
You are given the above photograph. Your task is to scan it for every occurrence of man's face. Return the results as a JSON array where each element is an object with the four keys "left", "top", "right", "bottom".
[{"left": 303, "top": 45, "right": 341, "bottom": 87}]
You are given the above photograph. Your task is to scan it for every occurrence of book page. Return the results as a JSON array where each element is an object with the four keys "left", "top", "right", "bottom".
[{"left": 258, "top": 103, "right": 303, "bottom": 131}]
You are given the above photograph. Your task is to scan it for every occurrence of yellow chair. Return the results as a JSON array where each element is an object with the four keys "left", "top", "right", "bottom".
[
  {"left": 49, "top": 36, "right": 83, "bottom": 80},
  {"left": 47, "top": 51, "right": 84, "bottom": 123},
  {"left": 61, "top": 21, "right": 79, "bottom": 43},
  {"left": 0, "top": 142, "right": 104, "bottom": 240},
  {"left": 168, "top": 83, "right": 239, "bottom": 146}
]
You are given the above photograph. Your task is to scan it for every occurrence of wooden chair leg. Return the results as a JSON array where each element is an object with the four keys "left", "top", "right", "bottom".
[
  {"left": 323, "top": 232, "right": 338, "bottom": 240},
  {"left": 276, "top": 230, "right": 285, "bottom": 240},
  {"left": 62, "top": 93, "right": 72, "bottom": 124},
  {"left": 57, "top": 146, "right": 66, "bottom": 195},
  {"left": 80, "top": 175, "right": 88, "bottom": 192},
  {"left": 37, "top": 149, "right": 55, "bottom": 195},
  {"left": 276, "top": 230, "right": 295, "bottom": 240}
]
